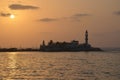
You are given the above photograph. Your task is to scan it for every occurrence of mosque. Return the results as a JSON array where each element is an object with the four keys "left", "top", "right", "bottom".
[{"left": 40, "top": 30, "right": 102, "bottom": 51}]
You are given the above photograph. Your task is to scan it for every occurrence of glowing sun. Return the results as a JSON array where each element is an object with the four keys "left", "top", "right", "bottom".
[{"left": 10, "top": 14, "right": 15, "bottom": 19}]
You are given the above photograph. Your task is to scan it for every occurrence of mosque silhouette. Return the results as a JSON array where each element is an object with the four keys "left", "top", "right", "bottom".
[{"left": 40, "top": 30, "right": 102, "bottom": 52}]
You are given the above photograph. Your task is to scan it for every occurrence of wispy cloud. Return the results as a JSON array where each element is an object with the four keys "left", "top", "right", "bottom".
[
  {"left": 114, "top": 11, "right": 120, "bottom": 15},
  {"left": 37, "top": 13, "right": 91, "bottom": 22},
  {"left": 9, "top": 4, "right": 39, "bottom": 10},
  {"left": 73, "top": 13, "right": 91, "bottom": 17},
  {"left": 70, "top": 13, "right": 91, "bottom": 21},
  {"left": 37, "top": 18, "right": 58, "bottom": 22},
  {"left": 62, "top": 13, "right": 91, "bottom": 21},
  {"left": 0, "top": 12, "right": 11, "bottom": 17}
]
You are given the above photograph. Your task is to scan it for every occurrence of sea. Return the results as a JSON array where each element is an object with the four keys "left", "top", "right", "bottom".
[{"left": 0, "top": 50, "right": 120, "bottom": 80}]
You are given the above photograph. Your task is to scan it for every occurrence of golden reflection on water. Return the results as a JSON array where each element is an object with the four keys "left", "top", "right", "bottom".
[
  {"left": 8, "top": 52, "right": 17, "bottom": 69},
  {"left": 7, "top": 52, "right": 18, "bottom": 80},
  {"left": 0, "top": 52, "right": 118, "bottom": 80}
]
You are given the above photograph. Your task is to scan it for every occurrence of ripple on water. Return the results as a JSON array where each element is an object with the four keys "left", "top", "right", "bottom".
[{"left": 0, "top": 52, "right": 119, "bottom": 80}]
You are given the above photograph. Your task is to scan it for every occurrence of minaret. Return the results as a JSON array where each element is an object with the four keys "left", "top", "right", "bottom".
[
  {"left": 42, "top": 40, "right": 45, "bottom": 46},
  {"left": 85, "top": 30, "right": 88, "bottom": 45}
]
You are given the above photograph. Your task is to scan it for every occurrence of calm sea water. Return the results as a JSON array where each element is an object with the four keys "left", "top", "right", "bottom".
[{"left": 0, "top": 51, "right": 119, "bottom": 80}]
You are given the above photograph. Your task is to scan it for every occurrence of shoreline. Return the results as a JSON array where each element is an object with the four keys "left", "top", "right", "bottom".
[{"left": 0, "top": 49, "right": 103, "bottom": 52}]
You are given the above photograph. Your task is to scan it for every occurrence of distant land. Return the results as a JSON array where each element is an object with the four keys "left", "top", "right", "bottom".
[
  {"left": 40, "top": 30, "right": 102, "bottom": 52},
  {"left": 0, "top": 30, "right": 102, "bottom": 52}
]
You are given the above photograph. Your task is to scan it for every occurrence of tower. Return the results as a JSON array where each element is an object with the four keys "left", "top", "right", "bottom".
[
  {"left": 42, "top": 40, "right": 45, "bottom": 46},
  {"left": 85, "top": 30, "right": 88, "bottom": 45}
]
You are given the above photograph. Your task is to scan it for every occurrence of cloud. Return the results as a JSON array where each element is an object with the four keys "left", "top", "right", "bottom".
[
  {"left": 69, "top": 13, "right": 91, "bottom": 21},
  {"left": 9, "top": 4, "right": 39, "bottom": 10},
  {"left": 73, "top": 13, "right": 91, "bottom": 17},
  {"left": 0, "top": 12, "right": 11, "bottom": 17},
  {"left": 114, "top": 11, "right": 120, "bottom": 15},
  {"left": 37, "top": 13, "right": 90, "bottom": 22},
  {"left": 38, "top": 18, "right": 58, "bottom": 22}
]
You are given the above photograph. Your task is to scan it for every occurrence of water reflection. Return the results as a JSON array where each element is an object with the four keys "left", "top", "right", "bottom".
[
  {"left": 8, "top": 52, "right": 17, "bottom": 69},
  {"left": 0, "top": 52, "right": 119, "bottom": 80},
  {"left": 7, "top": 52, "right": 18, "bottom": 80}
]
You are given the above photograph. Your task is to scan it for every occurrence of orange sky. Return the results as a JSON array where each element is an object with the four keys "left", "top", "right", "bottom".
[{"left": 0, "top": 0, "right": 120, "bottom": 48}]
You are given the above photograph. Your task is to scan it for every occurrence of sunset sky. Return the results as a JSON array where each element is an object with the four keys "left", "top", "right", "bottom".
[{"left": 0, "top": 0, "right": 120, "bottom": 48}]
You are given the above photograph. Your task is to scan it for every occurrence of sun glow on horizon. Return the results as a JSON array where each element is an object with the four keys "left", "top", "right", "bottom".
[{"left": 10, "top": 14, "right": 15, "bottom": 19}]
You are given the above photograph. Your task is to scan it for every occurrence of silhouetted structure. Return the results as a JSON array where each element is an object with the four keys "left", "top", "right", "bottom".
[
  {"left": 0, "top": 48, "right": 39, "bottom": 52},
  {"left": 85, "top": 30, "right": 88, "bottom": 45},
  {"left": 40, "top": 30, "right": 102, "bottom": 52}
]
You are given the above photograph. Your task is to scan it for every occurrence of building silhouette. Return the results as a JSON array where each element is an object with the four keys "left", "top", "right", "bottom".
[
  {"left": 85, "top": 30, "right": 88, "bottom": 45},
  {"left": 40, "top": 30, "right": 102, "bottom": 51}
]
